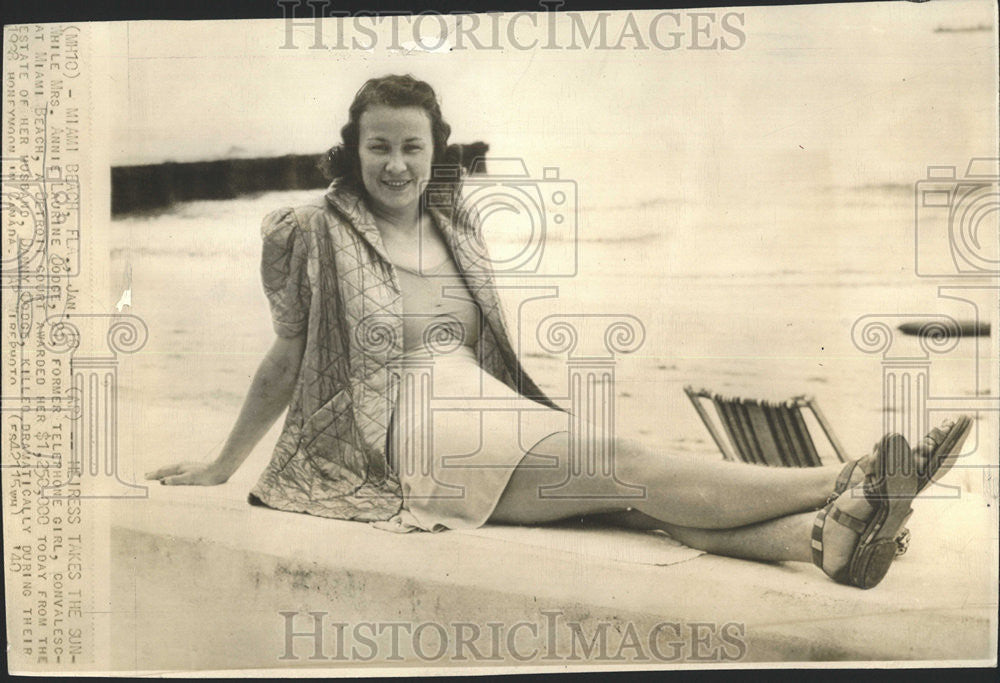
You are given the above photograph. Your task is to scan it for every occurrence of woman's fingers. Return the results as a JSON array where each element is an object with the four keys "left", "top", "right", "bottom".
[
  {"left": 145, "top": 464, "right": 184, "bottom": 480},
  {"left": 144, "top": 462, "right": 198, "bottom": 480},
  {"left": 161, "top": 467, "right": 226, "bottom": 486},
  {"left": 147, "top": 462, "right": 228, "bottom": 486},
  {"left": 161, "top": 470, "right": 207, "bottom": 485}
]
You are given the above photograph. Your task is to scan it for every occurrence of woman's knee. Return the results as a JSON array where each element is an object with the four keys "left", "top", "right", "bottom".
[
  {"left": 513, "top": 445, "right": 627, "bottom": 499},
  {"left": 610, "top": 436, "right": 662, "bottom": 488},
  {"left": 490, "top": 446, "right": 632, "bottom": 524},
  {"left": 490, "top": 472, "right": 622, "bottom": 524}
]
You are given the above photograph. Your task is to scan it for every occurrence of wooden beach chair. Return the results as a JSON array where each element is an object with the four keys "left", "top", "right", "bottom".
[{"left": 683, "top": 386, "right": 849, "bottom": 467}]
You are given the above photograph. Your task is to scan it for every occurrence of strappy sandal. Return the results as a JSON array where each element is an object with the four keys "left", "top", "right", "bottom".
[
  {"left": 827, "top": 416, "right": 974, "bottom": 556},
  {"left": 831, "top": 416, "right": 974, "bottom": 499},
  {"left": 829, "top": 454, "right": 872, "bottom": 502},
  {"left": 829, "top": 443, "right": 913, "bottom": 556},
  {"left": 812, "top": 433, "right": 919, "bottom": 589}
]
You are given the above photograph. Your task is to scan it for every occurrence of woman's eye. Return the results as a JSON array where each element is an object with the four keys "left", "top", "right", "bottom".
[{"left": 405, "top": 145, "right": 424, "bottom": 153}]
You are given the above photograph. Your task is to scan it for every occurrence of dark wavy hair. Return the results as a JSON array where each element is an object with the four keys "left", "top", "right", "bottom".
[{"left": 319, "top": 74, "right": 462, "bottom": 197}]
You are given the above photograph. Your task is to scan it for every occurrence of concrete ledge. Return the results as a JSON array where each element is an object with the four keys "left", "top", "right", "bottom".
[{"left": 109, "top": 484, "right": 997, "bottom": 671}]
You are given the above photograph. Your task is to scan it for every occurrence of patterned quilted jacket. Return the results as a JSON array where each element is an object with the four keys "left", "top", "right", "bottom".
[{"left": 248, "top": 181, "right": 561, "bottom": 521}]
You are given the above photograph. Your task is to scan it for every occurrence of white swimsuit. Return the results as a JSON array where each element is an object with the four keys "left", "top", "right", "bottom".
[{"left": 383, "top": 256, "right": 568, "bottom": 532}]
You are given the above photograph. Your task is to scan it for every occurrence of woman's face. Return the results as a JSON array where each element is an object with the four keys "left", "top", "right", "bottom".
[{"left": 358, "top": 105, "right": 434, "bottom": 216}]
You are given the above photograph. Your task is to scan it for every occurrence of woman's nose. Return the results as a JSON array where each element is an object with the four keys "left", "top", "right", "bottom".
[{"left": 385, "top": 152, "right": 406, "bottom": 173}]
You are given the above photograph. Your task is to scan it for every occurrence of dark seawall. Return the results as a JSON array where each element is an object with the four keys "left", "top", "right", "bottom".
[
  {"left": 111, "top": 154, "right": 328, "bottom": 215},
  {"left": 111, "top": 142, "right": 490, "bottom": 216}
]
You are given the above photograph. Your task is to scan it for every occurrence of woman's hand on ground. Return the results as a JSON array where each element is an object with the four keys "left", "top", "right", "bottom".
[{"left": 145, "top": 462, "right": 231, "bottom": 486}]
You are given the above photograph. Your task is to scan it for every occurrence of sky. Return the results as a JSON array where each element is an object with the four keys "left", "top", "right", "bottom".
[{"left": 108, "top": 1, "right": 997, "bottom": 209}]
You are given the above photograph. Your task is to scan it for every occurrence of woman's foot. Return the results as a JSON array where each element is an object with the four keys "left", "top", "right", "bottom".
[
  {"left": 828, "top": 446, "right": 876, "bottom": 503},
  {"left": 812, "top": 433, "right": 919, "bottom": 588},
  {"left": 817, "top": 482, "right": 877, "bottom": 579}
]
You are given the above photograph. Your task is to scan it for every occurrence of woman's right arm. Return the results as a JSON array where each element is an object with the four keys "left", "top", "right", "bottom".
[{"left": 145, "top": 333, "right": 306, "bottom": 485}]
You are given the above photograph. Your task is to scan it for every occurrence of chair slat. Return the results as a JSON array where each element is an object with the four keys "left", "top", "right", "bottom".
[
  {"left": 742, "top": 399, "right": 785, "bottom": 466},
  {"left": 773, "top": 403, "right": 806, "bottom": 467},
  {"left": 714, "top": 396, "right": 757, "bottom": 464},
  {"left": 734, "top": 399, "right": 767, "bottom": 465},
  {"left": 765, "top": 400, "right": 798, "bottom": 467},
  {"left": 730, "top": 399, "right": 761, "bottom": 464},
  {"left": 683, "top": 387, "right": 738, "bottom": 462},
  {"left": 711, "top": 396, "right": 744, "bottom": 462},
  {"left": 789, "top": 403, "right": 823, "bottom": 467}
]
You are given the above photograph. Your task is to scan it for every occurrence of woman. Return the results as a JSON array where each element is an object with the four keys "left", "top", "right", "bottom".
[{"left": 146, "top": 74, "right": 973, "bottom": 590}]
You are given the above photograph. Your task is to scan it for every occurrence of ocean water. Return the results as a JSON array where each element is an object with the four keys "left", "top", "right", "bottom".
[{"left": 110, "top": 178, "right": 996, "bottom": 498}]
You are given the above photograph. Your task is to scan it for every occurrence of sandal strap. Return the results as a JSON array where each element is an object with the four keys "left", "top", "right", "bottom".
[
  {"left": 811, "top": 506, "right": 830, "bottom": 568},
  {"left": 829, "top": 505, "right": 869, "bottom": 535},
  {"left": 812, "top": 499, "right": 878, "bottom": 581},
  {"left": 832, "top": 459, "right": 861, "bottom": 500},
  {"left": 828, "top": 451, "right": 877, "bottom": 506},
  {"left": 834, "top": 462, "right": 856, "bottom": 495}
]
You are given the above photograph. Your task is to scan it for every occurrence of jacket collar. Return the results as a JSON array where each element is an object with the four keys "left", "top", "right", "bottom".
[
  {"left": 323, "top": 181, "right": 393, "bottom": 263},
  {"left": 322, "top": 180, "right": 485, "bottom": 278},
  {"left": 323, "top": 180, "right": 507, "bottom": 339}
]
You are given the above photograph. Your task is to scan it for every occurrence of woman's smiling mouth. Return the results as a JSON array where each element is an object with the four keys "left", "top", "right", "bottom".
[{"left": 381, "top": 178, "right": 412, "bottom": 190}]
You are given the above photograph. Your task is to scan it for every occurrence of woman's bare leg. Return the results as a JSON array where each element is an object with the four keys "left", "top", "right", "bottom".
[
  {"left": 490, "top": 423, "right": 955, "bottom": 576},
  {"left": 511, "top": 483, "right": 876, "bottom": 576},
  {"left": 490, "top": 433, "right": 860, "bottom": 529},
  {"left": 576, "top": 508, "right": 818, "bottom": 562},
  {"left": 659, "top": 486, "right": 876, "bottom": 578},
  {"left": 660, "top": 514, "right": 814, "bottom": 562}
]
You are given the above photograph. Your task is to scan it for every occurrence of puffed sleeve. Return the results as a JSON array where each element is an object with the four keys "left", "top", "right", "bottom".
[{"left": 260, "top": 208, "right": 311, "bottom": 338}]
